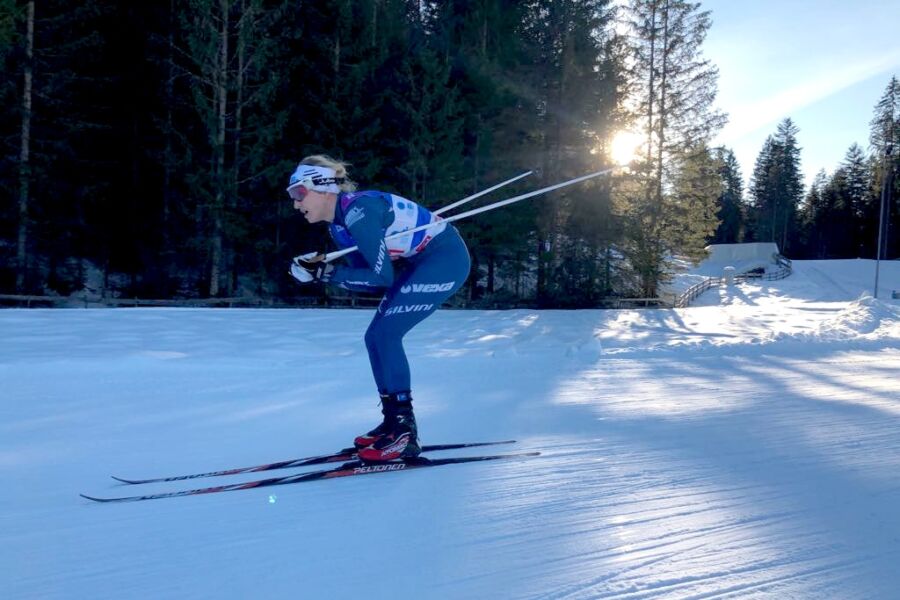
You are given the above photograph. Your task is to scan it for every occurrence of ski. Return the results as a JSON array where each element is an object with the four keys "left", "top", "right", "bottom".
[
  {"left": 110, "top": 440, "right": 516, "bottom": 485},
  {"left": 82, "top": 452, "right": 540, "bottom": 504}
]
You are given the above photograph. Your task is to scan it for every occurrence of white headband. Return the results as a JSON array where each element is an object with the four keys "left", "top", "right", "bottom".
[{"left": 287, "top": 164, "right": 344, "bottom": 194}]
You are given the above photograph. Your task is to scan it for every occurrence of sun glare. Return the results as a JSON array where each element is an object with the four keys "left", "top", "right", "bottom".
[{"left": 610, "top": 131, "right": 643, "bottom": 166}]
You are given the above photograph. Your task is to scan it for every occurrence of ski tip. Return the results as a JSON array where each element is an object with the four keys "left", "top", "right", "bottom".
[
  {"left": 111, "top": 475, "right": 142, "bottom": 485},
  {"left": 457, "top": 439, "right": 517, "bottom": 447},
  {"left": 495, "top": 451, "right": 540, "bottom": 459},
  {"left": 80, "top": 493, "right": 111, "bottom": 503}
]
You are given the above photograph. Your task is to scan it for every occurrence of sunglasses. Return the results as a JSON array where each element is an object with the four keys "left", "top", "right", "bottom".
[{"left": 287, "top": 184, "right": 310, "bottom": 202}]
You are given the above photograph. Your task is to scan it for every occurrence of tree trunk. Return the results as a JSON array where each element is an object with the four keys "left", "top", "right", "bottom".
[
  {"left": 209, "top": 0, "right": 229, "bottom": 297},
  {"left": 536, "top": 238, "right": 545, "bottom": 303},
  {"left": 655, "top": 1, "right": 669, "bottom": 210},
  {"left": 645, "top": 4, "right": 656, "bottom": 167},
  {"left": 160, "top": 0, "right": 177, "bottom": 287},
  {"left": 16, "top": 1, "right": 35, "bottom": 292},
  {"left": 487, "top": 253, "right": 495, "bottom": 294},
  {"left": 228, "top": 0, "right": 248, "bottom": 297},
  {"left": 370, "top": 0, "right": 378, "bottom": 48}
]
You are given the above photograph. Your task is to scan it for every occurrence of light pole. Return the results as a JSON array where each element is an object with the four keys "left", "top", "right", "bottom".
[{"left": 874, "top": 144, "right": 895, "bottom": 298}]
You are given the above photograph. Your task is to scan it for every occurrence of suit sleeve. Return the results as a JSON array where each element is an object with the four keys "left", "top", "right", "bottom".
[{"left": 327, "top": 196, "right": 394, "bottom": 290}]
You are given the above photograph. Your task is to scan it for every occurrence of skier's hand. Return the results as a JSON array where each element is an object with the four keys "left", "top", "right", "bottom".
[{"left": 290, "top": 252, "right": 333, "bottom": 284}]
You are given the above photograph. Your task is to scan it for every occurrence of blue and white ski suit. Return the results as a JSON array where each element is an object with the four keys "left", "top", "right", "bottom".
[{"left": 326, "top": 191, "right": 471, "bottom": 394}]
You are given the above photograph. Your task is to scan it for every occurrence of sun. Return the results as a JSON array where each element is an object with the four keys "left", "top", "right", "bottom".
[{"left": 610, "top": 130, "right": 643, "bottom": 166}]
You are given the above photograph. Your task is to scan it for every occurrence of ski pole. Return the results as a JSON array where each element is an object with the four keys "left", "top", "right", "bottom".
[
  {"left": 295, "top": 171, "right": 531, "bottom": 264},
  {"left": 433, "top": 170, "right": 532, "bottom": 215},
  {"left": 298, "top": 166, "right": 619, "bottom": 264},
  {"left": 294, "top": 171, "right": 534, "bottom": 262}
]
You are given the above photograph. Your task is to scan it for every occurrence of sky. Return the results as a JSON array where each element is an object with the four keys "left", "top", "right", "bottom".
[{"left": 700, "top": 1, "right": 900, "bottom": 188}]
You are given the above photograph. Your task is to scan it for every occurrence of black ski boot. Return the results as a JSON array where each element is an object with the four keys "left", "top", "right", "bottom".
[
  {"left": 357, "top": 392, "right": 421, "bottom": 462},
  {"left": 354, "top": 393, "right": 398, "bottom": 449}
]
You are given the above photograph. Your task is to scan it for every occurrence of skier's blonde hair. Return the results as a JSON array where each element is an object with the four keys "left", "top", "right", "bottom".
[{"left": 300, "top": 155, "right": 358, "bottom": 192}]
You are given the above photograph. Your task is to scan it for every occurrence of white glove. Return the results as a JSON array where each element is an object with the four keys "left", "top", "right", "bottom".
[
  {"left": 289, "top": 253, "right": 333, "bottom": 284},
  {"left": 290, "top": 262, "right": 315, "bottom": 283}
]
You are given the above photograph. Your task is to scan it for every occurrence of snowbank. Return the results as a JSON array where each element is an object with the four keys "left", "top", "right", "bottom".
[{"left": 787, "top": 293, "right": 900, "bottom": 342}]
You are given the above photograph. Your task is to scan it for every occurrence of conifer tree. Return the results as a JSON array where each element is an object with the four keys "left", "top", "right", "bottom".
[
  {"left": 669, "top": 145, "right": 722, "bottom": 262},
  {"left": 2, "top": 0, "right": 114, "bottom": 294},
  {"left": 14, "top": 1, "right": 33, "bottom": 293},
  {"left": 747, "top": 118, "right": 803, "bottom": 254},
  {"left": 746, "top": 135, "right": 774, "bottom": 244},
  {"left": 869, "top": 76, "right": 899, "bottom": 153},
  {"left": 517, "top": 0, "right": 621, "bottom": 305},
  {"left": 841, "top": 144, "right": 870, "bottom": 255},
  {"left": 0, "top": 1, "right": 19, "bottom": 268},
  {"left": 824, "top": 170, "right": 857, "bottom": 258},
  {"left": 617, "top": 0, "right": 726, "bottom": 295},
  {"left": 169, "top": 0, "right": 290, "bottom": 297},
  {"left": 711, "top": 147, "right": 744, "bottom": 243},
  {"left": 868, "top": 75, "right": 899, "bottom": 259},
  {"left": 798, "top": 170, "right": 828, "bottom": 258},
  {"left": 426, "top": 0, "right": 539, "bottom": 302}
]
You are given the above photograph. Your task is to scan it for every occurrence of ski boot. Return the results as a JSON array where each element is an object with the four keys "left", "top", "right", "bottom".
[
  {"left": 354, "top": 393, "right": 398, "bottom": 449},
  {"left": 357, "top": 392, "right": 421, "bottom": 463}
]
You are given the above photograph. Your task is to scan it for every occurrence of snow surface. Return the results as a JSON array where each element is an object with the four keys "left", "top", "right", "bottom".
[{"left": 2, "top": 259, "right": 899, "bottom": 599}]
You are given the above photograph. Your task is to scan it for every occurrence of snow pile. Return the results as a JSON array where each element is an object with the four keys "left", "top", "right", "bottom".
[
  {"left": 812, "top": 294, "right": 900, "bottom": 340},
  {"left": 761, "top": 293, "right": 900, "bottom": 346}
]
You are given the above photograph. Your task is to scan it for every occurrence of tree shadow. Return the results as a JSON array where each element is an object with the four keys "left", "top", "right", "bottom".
[{"left": 449, "top": 322, "right": 900, "bottom": 598}]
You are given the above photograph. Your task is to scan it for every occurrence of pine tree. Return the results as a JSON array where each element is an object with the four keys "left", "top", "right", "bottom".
[
  {"left": 711, "top": 147, "right": 744, "bottom": 243},
  {"left": 669, "top": 144, "right": 722, "bottom": 262},
  {"left": 168, "top": 0, "right": 291, "bottom": 297},
  {"left": 14, "top": 0, "right": 33, "bottom": 293},
  {"left": 868, "top": 75, "right": 899, "bottom": 259},
  {"left": 617, "top": 0, "right": 726, "bottom": 296},
  {"left": 824, "top": 170, "right": 857, "bottom": 258},
  {"left": 869, "top": 75, "right": 899, "bottom": 153},
  {"left": 798, "top": 170, "right": 828, "bottom": 258},
  {"left": 0, "top": 1, "right": 19, "bottom": 282},
  {"left": 1, "top": 0, "right": 114, "bottom": 295},
  {"left": 417, "top": 0, "right": 622, "bottom": 306},
  {"left": 525, "top": 0, "right": 620, "bottom": 306},
  {"left": 427, "top": 0, "right": 538, "bottom": 302},
  {"left": 381, "top": 39, "right": 466, "bottom": 206},
  {"left": 747, "top": 118, "right": 804, "bottom": 254},
  {"left": 841, "top": 144, "right": 870, "bottom": 256}
]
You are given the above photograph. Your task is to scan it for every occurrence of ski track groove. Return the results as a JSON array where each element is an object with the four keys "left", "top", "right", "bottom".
[
  {"left": 526, "top": 511, "right": 807, "bottom": 600},
  {"left": 561, "top": 555, "right": 863, "bottom": 600}
]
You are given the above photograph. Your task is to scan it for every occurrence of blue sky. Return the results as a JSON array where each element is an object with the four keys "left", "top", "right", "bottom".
[{"left": 700, "top": 0, "right": 900, "bottom": 188}]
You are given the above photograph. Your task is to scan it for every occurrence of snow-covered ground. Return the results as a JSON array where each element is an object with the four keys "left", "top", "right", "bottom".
[{"left": 2, "top": 260, "right": 899, "bottom": 599}]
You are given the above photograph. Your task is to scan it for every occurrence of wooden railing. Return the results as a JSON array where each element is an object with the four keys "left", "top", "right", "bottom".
[
  {"left": 675, "top": 279, "right": 719, "bottom": 308},
  {"left": 674, "top": 254, "right": 793, "bottom": 308}
]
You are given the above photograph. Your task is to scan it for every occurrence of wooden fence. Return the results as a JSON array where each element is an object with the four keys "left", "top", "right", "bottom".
[{"left": 674, "top": 255, "right": 793, "bottom": 308}]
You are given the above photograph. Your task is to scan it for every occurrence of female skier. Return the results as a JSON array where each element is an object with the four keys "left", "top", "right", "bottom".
[{"left": 287, "top": 155, "right": 471, "bottom": 462}]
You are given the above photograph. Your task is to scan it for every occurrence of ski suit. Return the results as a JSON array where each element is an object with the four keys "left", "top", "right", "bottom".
[{"left": 326, "top": 191, "right": 471, "bottom": 394}]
